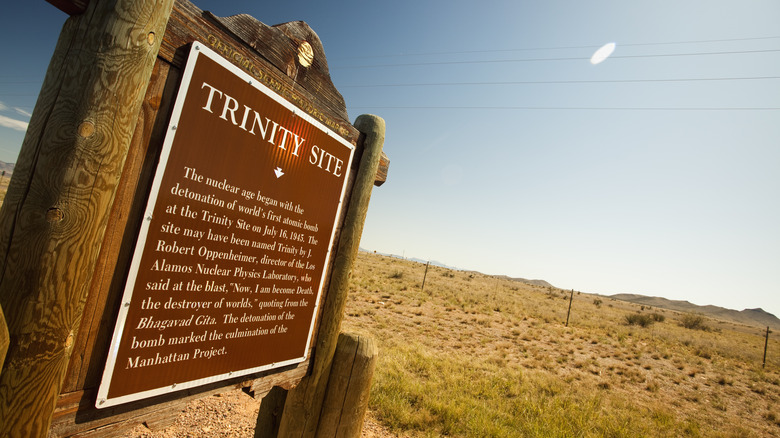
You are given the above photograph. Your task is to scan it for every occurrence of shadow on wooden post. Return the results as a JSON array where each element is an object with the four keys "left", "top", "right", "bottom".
[
  {"left": 317, "top": 333, "right": 378, "bottom": 438},
  {"left": 256, "top": 387, "right": 289, "bottom": 438}
]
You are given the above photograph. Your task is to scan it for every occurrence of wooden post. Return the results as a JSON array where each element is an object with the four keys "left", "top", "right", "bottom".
[
  {"left": 421, "top": 261, "right": 430, "bottom": 292},
  {"left": 276, "top": 114, "right": 385, "bottom": 438},
  {"left": 316, "top": 333, "right": 378, "bottom": 438},
  {"left": 764, "top": 326, "right": 771, "bottom": 369},
  {"left": 0, "top": 305, "right": 8, "bottom": 371},
  {"left": 0, "top": 1, "right": 173, "bottom": 436},
  {"left": 565, "top": 289, "right": 574, "bottom": 327},
  {"left": 255, "top": 387, "right": 289, "bottom": 438}
]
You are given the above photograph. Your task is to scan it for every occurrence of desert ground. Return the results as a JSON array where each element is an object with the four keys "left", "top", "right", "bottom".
[{"left": 126, "top": 251, "right": 779, "bottom": 437}]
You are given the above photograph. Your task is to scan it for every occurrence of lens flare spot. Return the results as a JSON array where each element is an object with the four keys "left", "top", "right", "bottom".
[{"left": 590, "top": 42, "right": 616, "bottom": 65}]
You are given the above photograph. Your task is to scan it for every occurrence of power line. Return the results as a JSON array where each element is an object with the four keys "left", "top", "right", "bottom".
[
  {"left": 616, "top": 48, "right": 780, "bottom": 60},
  {"left": 348, "top": 106, "right": 780, "bottom": 111},
  {"left": 335, "top": 48, "right": 780, "bottom": 69},
  {"left": 341, "top": 76, "right": 780, "bottom": 88},
  {"left": 624, "top": 35, "right": 780, "bottom": 48},
  {"left": 335, "top": 35, "right": 780, "bottom": 60}
]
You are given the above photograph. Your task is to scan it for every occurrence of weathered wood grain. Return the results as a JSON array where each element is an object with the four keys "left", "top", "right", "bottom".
[
  {"left": 0, "top": 1, "right": 174, "bottom": 436},
  {"left": 46, "top": 0, "right": 88, "bottom": 16},
  {"left": 159, "top": 2, "right": 358, "bottom": 143},
  {"left": 374, "top": 155, "right": 389, "bottom": 187},
  {"left": 317, "top": 333, "right": 378, "bottom": 438},
  {"left": 208, "top": 15, "right": 348, "bottom": 121},
  {"left": 0, "top": 304, "right": 8, "bottom": 372},
  {"left": 277, "top": 115, "right": 386, "bottom": 438},
  {"left": 61, "top": 58, "right": 179, "bottom": 395}
]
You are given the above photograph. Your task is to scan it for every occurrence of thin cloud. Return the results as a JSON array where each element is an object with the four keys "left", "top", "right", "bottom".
[
  {"left": 0, "top": 101, "right": 7, "bottom": 111},
  {"left": 13, "top": 108, "right": 32, "bottom": 118},
  {"left": 0, "top": 114, "right": 29, "bottom": 131}
]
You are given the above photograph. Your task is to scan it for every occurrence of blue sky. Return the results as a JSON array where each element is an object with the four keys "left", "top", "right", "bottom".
[{"left": 3, "top": 1, "right": 779, "bottom": 316}]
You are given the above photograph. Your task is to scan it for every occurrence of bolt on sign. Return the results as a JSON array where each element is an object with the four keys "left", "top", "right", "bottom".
[{"left": 97, "top": 42, "right": 355, "bottom": 408}]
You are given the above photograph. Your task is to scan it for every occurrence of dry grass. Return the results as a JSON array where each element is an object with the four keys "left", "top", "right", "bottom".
[
  {"left": 0, "top": 172, "right": 9, "bottom": 204},
  {"left": 0, "top": 181, "right": 775, "bottom": 436},
  {"left": 343, "top": 252, "right": 780, "bottom": 437}
]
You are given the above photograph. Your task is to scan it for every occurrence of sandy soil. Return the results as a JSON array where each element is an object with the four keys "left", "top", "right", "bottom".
[{"left": 121, "top": 389, "right": 397, "bottom": 437}]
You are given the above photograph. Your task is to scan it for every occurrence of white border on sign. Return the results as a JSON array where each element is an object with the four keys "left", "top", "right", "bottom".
[{"left": 96, "top": 42, "right": 355, "bottom": 408}]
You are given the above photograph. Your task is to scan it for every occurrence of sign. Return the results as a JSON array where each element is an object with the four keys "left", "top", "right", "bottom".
[{"left": 97, "top": 42, "right": 355, "bottom": 408}]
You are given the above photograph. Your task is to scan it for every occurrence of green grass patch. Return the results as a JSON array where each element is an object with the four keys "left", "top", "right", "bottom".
[{"left": 371, "top": 340, "right": 688, "bottom": 437}]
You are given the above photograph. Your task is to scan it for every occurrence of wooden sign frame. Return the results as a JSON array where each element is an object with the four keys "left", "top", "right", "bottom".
[
  {"left": 97, "top": 41, "right": 355, "bottom": 408},
  {"left": 0, "top": 1, "right": 387, "bottom": 435}
]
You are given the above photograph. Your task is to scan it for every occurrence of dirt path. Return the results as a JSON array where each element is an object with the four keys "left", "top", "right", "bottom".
[{"left": 121, "top": 389, "right": 399, "bottom": 437}]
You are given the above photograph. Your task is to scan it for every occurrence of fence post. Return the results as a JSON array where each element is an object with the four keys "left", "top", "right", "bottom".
[
  {"left": 565, "top": 290, "right": 574, "bottom": 327},
  {"left": 764, "top": 326, "right": 771, "bottom": 369},
  {"left": 0, "top": 1, "right": 174, "bottom": 436},
  {"left": 421, "top": 261, "right": 430, "bottom": 292}
]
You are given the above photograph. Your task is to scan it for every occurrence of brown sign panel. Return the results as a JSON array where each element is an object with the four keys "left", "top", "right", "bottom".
[{"left": 97, "top": 42, "right": 355, "bottom": 408}]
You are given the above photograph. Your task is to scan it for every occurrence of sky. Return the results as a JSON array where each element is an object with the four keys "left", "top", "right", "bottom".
[{"left": 2, "top": 1, "right": 779, "bottom": 316}]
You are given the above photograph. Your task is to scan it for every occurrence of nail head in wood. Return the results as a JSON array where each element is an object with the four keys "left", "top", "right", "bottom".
[{"left": 297, "top": 41, "right": 314, "bottom": 67}]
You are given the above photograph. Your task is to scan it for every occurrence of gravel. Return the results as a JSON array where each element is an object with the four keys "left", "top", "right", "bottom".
[{"left": 120, "top": 389, "right": 398, "bottom": 437}]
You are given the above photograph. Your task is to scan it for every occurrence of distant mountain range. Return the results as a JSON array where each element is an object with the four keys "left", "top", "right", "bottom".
[
  {"left": 359, "top": 249, "right": 460, "bottom": 271},
  {"left": 407, "top": 257, "right": 458, "bottom": 270},
  {"left": 610, "top": 293, "right": 780, "bottom": 330},
  {"left": 494, "top": 275, "right": 554, "bottom": 288}
]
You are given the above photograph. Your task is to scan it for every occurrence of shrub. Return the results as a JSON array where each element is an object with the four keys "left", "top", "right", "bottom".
[
  {"left": 593, "top": 298, "right": 603, "bottom": 307},
  {"left": 716, "top": 375, "right": 733, "bottom": 386},
  {"left": 651, "top": 313, "right": 666, "bottom": 322},
  {"left": 680, "top": 313, "right": 709, "bottom": 331},
  {"left": 625, "top": 313, "right": 654, "bottom": 328}
]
